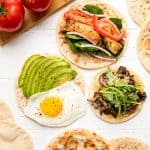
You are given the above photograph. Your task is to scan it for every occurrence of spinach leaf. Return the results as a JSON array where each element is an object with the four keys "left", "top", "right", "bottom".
[
  {"left": 65, "top": 34, "right": 83, "bottom": 40},
  {"left": 109, "top": 18, "right": 122, "bottom": 29},
  {"left": 83, "top": 4, "right": 104, "bottom": 14},
  {"left": 66, "top": 38, "right": 79, "bottom": 53}
]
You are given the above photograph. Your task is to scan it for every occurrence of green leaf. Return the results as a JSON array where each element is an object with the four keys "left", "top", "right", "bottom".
[
  {"left": 100, "top": 68, "right": 141, "bottom": 115},
  {"left": 83, "top": 4, "right": 104, "bottom": 14},
  {"left": 66, "top": 38, "right": 79, "bottom": 53},
  {"left": 65, "top": 34, "right": 83, "bottom": 40},
  {"left": 109, "top": 18, "right": 123, "bottom": 30}
]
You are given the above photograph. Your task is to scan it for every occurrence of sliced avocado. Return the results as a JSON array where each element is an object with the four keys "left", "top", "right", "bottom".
[
  {"left": 18, "top": 54, "right": 41, "bottom": 87},
  {"left": 22, "top": 56, "right": 46, "bottom": 98},
  {"left": 25, "top": 57, "right": 53, "bottom": 98},
  {"left": 44, "top": 68, "right": 77, "bottom": 91},
  {"left": 38, "top": 60, "right": 71, "bottom": 92},
  {"left": 32, "top": 60, "right": 70, "bottom": 95}
]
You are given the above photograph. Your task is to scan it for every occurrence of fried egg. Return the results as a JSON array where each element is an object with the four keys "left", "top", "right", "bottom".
[{"left": 23, "top": 81, "right": 87, "bottom": 127}]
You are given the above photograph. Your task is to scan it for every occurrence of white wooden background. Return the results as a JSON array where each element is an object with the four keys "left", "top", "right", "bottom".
[{"left": 0, "top": 0, "right": 150, "bottom": 149}]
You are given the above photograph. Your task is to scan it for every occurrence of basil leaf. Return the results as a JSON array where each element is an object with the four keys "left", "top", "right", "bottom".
[
  {"left": 83, "top": 4, "right": 104, "bottom": 14},
  {"left": 109, "top": 18, "right": 122, "bottom": 29},
  {"left": 65, "top": 34, "right": 83, "bottom": 40}
]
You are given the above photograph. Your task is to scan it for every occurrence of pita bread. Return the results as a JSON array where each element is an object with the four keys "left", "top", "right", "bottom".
[
  {"left": 0, "top": 121, "right": 33, "bottom": 150},
  {"left": 137, "top": 20, "right": 150, "bottom": 72},
  {"left": 89, "top": 66, "right": 145, "bottom": 123},
  {"left": 46, "top": 129, "right": 111, "bottom": 150},
  {"left": 57, "top": 0, "right": 127, "bottom": 69},
  {"left": 0, "top": 100, "right": 14, "bottom": 122},
  {"left": 15, "top": 54, "right": 85, "bottom": 112},
  {"left": 127, "top": 0, "right": 150, "bottom": 26},
  {"left": 110, "top": 137, "right": 150, "bottom": 150}
]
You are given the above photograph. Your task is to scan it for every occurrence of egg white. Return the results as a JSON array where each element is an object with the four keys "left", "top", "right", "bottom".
[{"left": 23, "top": 81, "right": 87, "bottom": 127}]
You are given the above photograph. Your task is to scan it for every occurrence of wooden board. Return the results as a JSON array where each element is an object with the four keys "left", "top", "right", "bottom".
[{"left": 0, "top": 0, "right": 73, "bottom": 45}]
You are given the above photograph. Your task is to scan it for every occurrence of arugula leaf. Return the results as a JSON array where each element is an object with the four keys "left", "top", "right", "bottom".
[
  {"left": 100, "top": 68, "right": 140, "bottom": 115},
  {"left": 83, "top": 4, "right": 104, "bottom": 14},
  {"left": 109, "top": 18, "right": 123, "bottom": 30}
]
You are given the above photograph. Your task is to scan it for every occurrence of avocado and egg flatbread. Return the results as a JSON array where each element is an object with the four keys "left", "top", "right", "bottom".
[
  {"left": 57, "top": 0, "right": 127, "bottom": 69},
  {"left": 15, "top": 54, "right": 85, "bottom": 111},
  {"left": 89, "top": 66, "right": 147, "bottom": 123}
]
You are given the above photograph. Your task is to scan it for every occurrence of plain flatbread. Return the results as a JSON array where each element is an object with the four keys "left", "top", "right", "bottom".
[
  {"left": 46, "top": 129, "right": 111, "bottom": 150},
  {"left": 15, "top": 54, "right": 85, "bottom": 112},
  {"left": 127, "top": 0, "right": 150, "bottom": 26},
  {"left": 110, "top": 137, "right": 150, "bottom": 150},
  {"left": 0, "top": 121, "right": 34, "bottom": 150},
  {"left": 0, "top": 100, "right": 14, "bottom": 122},
  {"left": 57, "top": 0, "right": 127, "bottom": 69},
  {"left": 137, "top": 20, "right": 150, "bottom": 72},
  {"left": 89, "top": 66, "right": 145, "bottom": 123}
]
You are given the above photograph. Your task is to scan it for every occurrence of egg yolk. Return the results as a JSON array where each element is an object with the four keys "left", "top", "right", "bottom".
[{"left": 40, "top": 97, "right": 63, "bottom": 117}]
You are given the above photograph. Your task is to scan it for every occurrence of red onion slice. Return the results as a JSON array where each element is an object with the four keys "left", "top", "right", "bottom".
[
  {"left": 67, "top": 32, "right": 97, "bottom": 45},
  {"left": 78, "top": 9, "right": 105, "bottom": 17},
  {"left": 91, "top": 54, "right": 116, "bottom": 61},
  {"left": 79, "top": 44, "right": 112, "bottom": 56}
]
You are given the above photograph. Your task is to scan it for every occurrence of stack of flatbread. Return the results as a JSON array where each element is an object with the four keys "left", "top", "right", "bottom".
[
  {"left": 0, "top": 100, "right": 33, "bottom": 150},
  {"left": 127, "top": 0, "right": 150, "bottom": 72}
]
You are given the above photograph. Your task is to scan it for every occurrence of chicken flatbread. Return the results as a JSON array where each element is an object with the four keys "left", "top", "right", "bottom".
[
  {"left": 89, "top": 66, "right": 147, "bottom": 123},
  {"left": 57, "top": 0, "right": 127, "bottom": 69}
]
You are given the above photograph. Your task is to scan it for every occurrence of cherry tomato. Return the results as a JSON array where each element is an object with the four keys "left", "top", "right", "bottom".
[
  {"left": 22, "top": 0, "right": 52, "bottom": 12},
  {"left": 0, "top": 0, "right": 25, "bottom": 32}
]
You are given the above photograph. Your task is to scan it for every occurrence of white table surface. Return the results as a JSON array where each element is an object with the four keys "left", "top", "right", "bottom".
[{"left": 0, "top": 0, "right": 150, "bottom": 149}]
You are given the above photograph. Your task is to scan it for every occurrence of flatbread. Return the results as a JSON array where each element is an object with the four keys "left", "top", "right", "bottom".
[
  {"left": 0, "top": 121, "right": 34, "bottom": 150},
  {"left": 57, "top": 0, "right": 127, "bottom": 69},
  {"left": 15, "top": 54, "right": 85, "bottom": 111},
  {"left": 110, "top": 137, "right": 150, "bottom": 150},
  {"left": 137, "top": 20, "right": 150, "bottom": 72},
  {"left": 127, "top": 0, "right": 150, "bottom": 26},
  {"left": 46, "top": 129, "right": 111, "bottom": 150},
  {"left": 0, "top": 100, "right": 14, "bottom": 122},
  {"left": 89, "top": 66, "right": 145, "bottom": 123}
]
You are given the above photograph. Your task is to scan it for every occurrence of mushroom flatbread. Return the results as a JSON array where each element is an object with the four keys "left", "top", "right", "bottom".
[
  {"left": 46, "top": 129, "right": 111, "bottom": 150},
  {"left": 110, "top": 137, "right": 150, "bottom": 150},
  {"left": 89, "top": 66, "right": 147, "bottom": 123},
  {"left": 57, "top": 0, "right": 127, "bottom": 69},
  {"left": 137, "top": 20, "right": 150, "bottom": 72},
  {"left": 127, "top": 0, "right": 150, "bottom": 26}
]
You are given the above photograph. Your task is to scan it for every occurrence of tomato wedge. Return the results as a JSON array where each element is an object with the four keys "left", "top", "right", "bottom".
[
  {"left": 64, "top": 9, "right": 93, "bottom": 26},
  {"left": 92, "top": 16, "right": 125, "bottom": 41}
]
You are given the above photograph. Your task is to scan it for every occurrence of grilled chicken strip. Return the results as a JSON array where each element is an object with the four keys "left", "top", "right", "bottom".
[
  {"left": 63, "top": 20, "right": 101, "bottom": 45},
  {"left": 103, "top": 37, "right": 123, "bottom": 55}
]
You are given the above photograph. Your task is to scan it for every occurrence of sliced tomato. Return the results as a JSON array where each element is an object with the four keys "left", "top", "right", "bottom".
[
  {"left": 64, "top": 9, "right": 93, "bottom": 26},
  {"left": 92, "top": 16, "right": 125, "bottom": 41}
]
